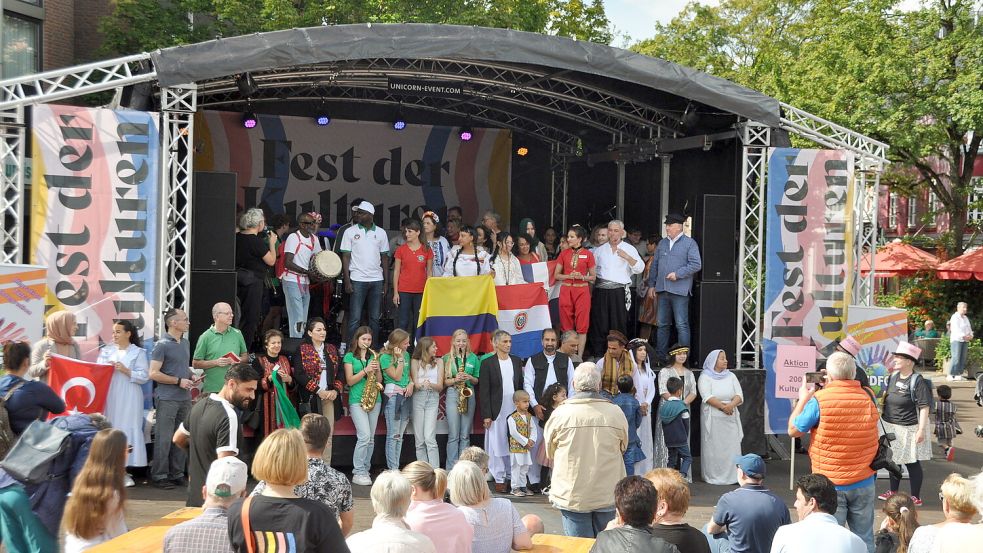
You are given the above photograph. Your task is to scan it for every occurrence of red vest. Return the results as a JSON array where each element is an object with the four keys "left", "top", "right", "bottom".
[{"left": 809, "top": 380, "right": 879, "bottom": 485}]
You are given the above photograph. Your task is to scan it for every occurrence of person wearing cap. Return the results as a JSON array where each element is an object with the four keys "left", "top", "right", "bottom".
[
  {"left": 597, "top": 330, "right": 636, "bottom": 397},
  {"left": 646, "top": 214, "right": 702, "bottom": 365},
  {"left": 587, "top": 219, "right": 644, "bottom": 358},
  {"left": 340, "top": 200, "right": 390, "bottom": 347},
  {"left": 703, "top": 453, "right": 791, "bottom": 553},
  {"left": 163, "top": 457, "right": 247, "bottom": 553},
  {"left": 788, "top": 351, "right": 880, "bottom": 552},
  {"left": 332, "top": 197, "right": 365, "bottom": 347},
  {"left": 947, "top": 302, "right": 973, "bottom": 381},
  {"left": 770, "top": 473, "right": 866, "bottom": 553},
  {"left": 878, "top": 341, "right": 932, "bottom": 506}
]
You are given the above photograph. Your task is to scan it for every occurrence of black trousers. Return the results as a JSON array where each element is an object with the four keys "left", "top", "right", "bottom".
[
  {"left": 237, "top": 269, "right": 264, "bottom": 349},
  {"left": 588, "top": 286, "right": 628, "bottom": 357}
]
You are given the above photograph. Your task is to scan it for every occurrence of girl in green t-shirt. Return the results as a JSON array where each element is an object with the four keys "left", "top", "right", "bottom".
[
  {"left": 343, "top": 326, "right": 382, "bottom": 485},
  {"left": 380, "top": 328, "right": 413, "bottom": 470},
  {"left": 442, "top": 329, "right": 481, "bottom": 470}
]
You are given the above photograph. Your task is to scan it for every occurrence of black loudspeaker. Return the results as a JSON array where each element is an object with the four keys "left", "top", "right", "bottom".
[
  {"left": 693, "top": 281, "right": 737, "bottom": 368},
  {"left": 699, "top": 194, "right": 737, "bottom": 282},
  {"left": 192, "top": 171, "right": 237, "bottom": 271},
  {"left": 189, "top": 270, "right": 237, "bottom": 352}
]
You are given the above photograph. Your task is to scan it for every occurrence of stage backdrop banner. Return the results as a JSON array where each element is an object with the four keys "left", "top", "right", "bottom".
[
  {"left": 846, "top": 305, "right": 909, "bottom": 397},
  {"left": 0, "top": 264, "right": 46, "bottom": 345},
  {"left": 30, "top": 105, "right": 161, "bottom": 359},
  {"left": 763, "top": 148, "right": 855, "bottom": 434},
  {"left": 194, "top": 111, "right": 512, "bottom": 232}
]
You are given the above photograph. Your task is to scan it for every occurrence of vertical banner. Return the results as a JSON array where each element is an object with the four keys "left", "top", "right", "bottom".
[
  {"left": 30, "top": 105, "right": 161, "bottom": 360},
  {"left": 763, "top": 148, "right": 855, "bottom": 434},
  {"left": 846, "top": 305, "right": 909, "bottom": 397},
  {"left": 0, "top": 264, "right": 46, "bottom": 344},
  {"left": 194, "top": 112, "right": 511, "bottom": 231}
]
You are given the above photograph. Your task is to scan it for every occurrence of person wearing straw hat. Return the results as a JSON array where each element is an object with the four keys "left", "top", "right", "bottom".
[{"left": 878, "top": 342, "right": 932, "bottom": 507}]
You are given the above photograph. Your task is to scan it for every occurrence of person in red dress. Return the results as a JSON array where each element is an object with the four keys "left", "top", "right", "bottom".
[
  {"left": 252, "top": 330, "right": 298, "bottom": 438},
  {"left": 553, "top": 225, "right": 596, "bottom": 358}
]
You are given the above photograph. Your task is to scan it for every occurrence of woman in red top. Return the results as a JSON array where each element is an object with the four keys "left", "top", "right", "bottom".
[
  {"left": 393, "top": 218, "right": 434, "bottom": 345},
  {"left": 296, "top": 318, "right": 341, "bottom": 463},
  {"left": 553, "top": 225, "right": 596, "bottom": 358}
]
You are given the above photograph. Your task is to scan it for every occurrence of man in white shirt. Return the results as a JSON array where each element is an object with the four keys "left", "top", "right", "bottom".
[
  {"left": 522, "top": 328, "right": 575, "bottom": 492},
  {"left": 947, "top": 302, "right": 973, "bottom": 381},
  {"left": 340, "top": 200, "right": 390, "bottom": 347},
  {"left": 770, "top": 473, "right": 865, "bottom": 553},
  {"left": 587, "top": 220, "right": 644, "bottom": 358}
]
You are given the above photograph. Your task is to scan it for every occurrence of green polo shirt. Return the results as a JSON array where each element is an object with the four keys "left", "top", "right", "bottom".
[
  {"left": 381, "top": 352, "right": 411, "bottom": 387},
  {"left": 344, "top": 351, "right": 373, "bottom": 405},
  {"left": 441, "top": 352, "right": 480, "bottom": 389},
  {"left": 193, "top": 325, "right": 248, "bottom": 393}
]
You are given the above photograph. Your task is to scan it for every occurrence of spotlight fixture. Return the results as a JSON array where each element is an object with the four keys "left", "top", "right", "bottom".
[
  {"left": 459, "top": 127, "right": 473, "bottom": 141},
  {"left": 316, "top": 114, "right": 331, "bottom": 126},
  {"left": 516, "top": 145, "right": 529, "bottom": 156},
  {"left": 236, "top": 72, "right": 259, "bottom": 98},
  {"left": 242, "top": 111, "right": 258, "bottom": 129},
  {"left": 393, "top": 104, "right": 406, "bottom": 131}
]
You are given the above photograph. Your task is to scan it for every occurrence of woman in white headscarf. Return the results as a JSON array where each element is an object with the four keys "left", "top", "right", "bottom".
[{"left": 697, "top": 349, "right": 744, "bottom": 485}]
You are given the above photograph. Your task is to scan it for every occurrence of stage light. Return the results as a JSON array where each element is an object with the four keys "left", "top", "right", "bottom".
[
  {"left": 516, "top": 146, "right": 529, "bottom": 156},
  {"left": 393, "top": 117, "right": 406, "bottom": 131},
  {"left": 242, "top": 111, "right": 258, "bottom": 129},
  {"left": 316, "top": 114, "right": 331, "bottom": 126},
  {"left": 236, "top": 72, "right": 259, "bottom": 98},
  {"left": 459, "top": 126, "right": 473, "bottom": 142}
]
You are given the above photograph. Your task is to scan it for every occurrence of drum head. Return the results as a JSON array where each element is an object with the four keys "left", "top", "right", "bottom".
[{"left": 313, "top": 250, "right": 343, "bottom": 278}]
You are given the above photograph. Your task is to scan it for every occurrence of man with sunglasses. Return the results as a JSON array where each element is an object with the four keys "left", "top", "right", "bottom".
[{"left": 282, "top": 212, "right": 324, "bottom": 338}]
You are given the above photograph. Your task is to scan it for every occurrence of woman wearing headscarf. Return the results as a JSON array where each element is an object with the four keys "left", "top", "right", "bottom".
[
  {"left": 697, "top": 349, "right": 744, "bottom": 485},
  {"left": 519, "top": 218, "right": 549, "bottom": 262},
  {"left": 29, "top": 310, "right": 81, "bottom": 381}
]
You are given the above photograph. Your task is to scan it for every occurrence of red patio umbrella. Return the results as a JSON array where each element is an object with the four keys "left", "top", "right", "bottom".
[
  {"left": 860, "top": 240, "right": 938, "bottom": 278},
  {"left": 936, "top": 247, "right": 983, "bottom": 280}
]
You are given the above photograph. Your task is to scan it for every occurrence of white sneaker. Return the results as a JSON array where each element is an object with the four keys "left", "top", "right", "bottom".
[
  {"left": 124, "top": 474, "right": 135, "bottom": 488},
  {"left": 352, "top": 474, "right": 372, "bottom": 486},
  {"left": 954, "top": 375, "right": 966, "bottom": 381}
]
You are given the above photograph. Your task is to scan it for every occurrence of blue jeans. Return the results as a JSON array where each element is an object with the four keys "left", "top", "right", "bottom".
[
  {"left": 397, "top": 292, "right": 423, "bottom": 344},
  {"left": 668, "top": 444, "right": 692, "bottom": 477},
  {"left": 282, "top": 280, "right": 310, "bottom": 338},
  {"left": 350, "top": 400, "right": 381, "bottom": 477},
  {"left": 703, "top": 523, "right": 733, "bottom": 553},
  {"left": 559, "top": 508, "right": 615, "bottom": 538},
  {"left": 656, "top": 292, "right": 691, "bottom": 360},
  {"left": 383, "top": 393, "right": 412, "bottom": 470},
  {"left": 951, "top": 341, "right": 968, "bottom": 377},
  {"left": 412, "top": 388, "right": 440, "bottom": 467},
  {"left": 445, "top": 387, "right": 476, "bottom": 470},
  {"left": 836, "top": 483, "right": 875, "bottom": 553},
  {"left": 348, "top": 280, "right": 384, "bottom": 344}
]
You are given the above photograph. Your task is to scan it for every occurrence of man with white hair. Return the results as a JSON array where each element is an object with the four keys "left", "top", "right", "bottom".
[
  {"left": 948, "top": 301, "right": 973, "bottom": 381},
  {"left": 587, "top": 220, "right": 644, "bottom": 357},
  {"left": 544, "top": 362, "right": 629, "bottom": 538},
  {"left": 192, "top": 302, "right": 249, "bottom": 394},
  {"left": 788, "top": 352, "right": 879, "bottom": 553},
  {"left": 163, "top": 457, "right": 248, "bottom": 553},
  {"left": 345, "top": 470, "right": 435, "bottom": 552}
]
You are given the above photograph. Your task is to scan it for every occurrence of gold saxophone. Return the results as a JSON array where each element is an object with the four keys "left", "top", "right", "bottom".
[
  {"left": 453, "top": 352, "right": 473, "bottom": 414},
  {"left": 360, "top": 349, "right": 383, "bottom": 411}
]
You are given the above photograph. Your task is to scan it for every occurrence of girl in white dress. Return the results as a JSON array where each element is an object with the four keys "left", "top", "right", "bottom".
[
  {"left": 697, "top": 349, "right": 744, "bottom": 485},
  {"left": 444, "top": 225, "right": 491, "bottom": 277},
  {"left": 490, "top": 232, "right": 524, "bottom": 286},
  {"left": 630, "top": 340, "right": 663, "bottom": 474},
  {"left": 97, "top": 320, "right": 149, "bottom": 485},
  {"left": 659, "top": 344, "right": 698, "bottom": 481},
  {"left": 422, "top": 211, "right": 452, "bottom": 278}
]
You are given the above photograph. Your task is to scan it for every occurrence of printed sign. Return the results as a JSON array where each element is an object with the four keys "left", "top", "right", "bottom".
[
  {"left": 775, "top": 345, "right": 816, "bottom": 399},
  {"left": 847, "top": 305, "right": 909, "bottom": 396}
]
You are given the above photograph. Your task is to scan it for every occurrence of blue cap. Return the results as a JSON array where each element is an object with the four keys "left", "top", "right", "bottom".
[{"left": 734, "top": 453, "right": 766, "bottom": 479}]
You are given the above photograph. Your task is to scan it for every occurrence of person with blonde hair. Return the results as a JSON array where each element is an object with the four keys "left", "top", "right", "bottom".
[
  {"left": 228, "top": 429, "right": 348, "bottom": 552},
  {"left": 459, "top": 446, "right": 490, "bottom": 474},
  {"left": 404, "top": 461, "right": 473, "bottom": 553},
  {"left": 346, "top": 470, "right": 436, "bottom": 552},
  {"left": 908, "top": 473, "right": 979, "bottom": 553},
  {"left": 412, "top": 336, "right": 444, "bottom": 467},
  {"left": 30, "top": 310, "right": 80, "bottom": 380},
  {"left": 444, "top": 329, "right": 480, "bottom": 470},
  {"left": 381, "top": 328, "right": 413, "bottom": 470},
  {"left": 874, "top": 492, "right": 919, "bottom": 553},
  {"left": 645, "top": 468, "right": 710, "bottom": 553},
  {"left": 448, "top": 460, "right": 532, "bottom": 553},
  {"left": 63, "top": 429, "right": 130, "bottom": 552}
]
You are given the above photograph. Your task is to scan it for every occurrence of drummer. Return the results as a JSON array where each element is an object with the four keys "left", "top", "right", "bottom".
[
  {"left": 392, "top": 218, "right": 434, "bottom": 346},
  {"left": 283, "top": 212, "right": 325, "bottom": 338}
]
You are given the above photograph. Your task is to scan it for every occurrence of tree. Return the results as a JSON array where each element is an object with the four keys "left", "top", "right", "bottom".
[{"left": 635, "top": 0, "right": 983, "bottom": 256}]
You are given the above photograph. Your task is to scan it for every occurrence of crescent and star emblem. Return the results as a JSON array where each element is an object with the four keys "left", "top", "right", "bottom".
[{"left": 60, "top": 376, "right": 96, "bottom": 410}]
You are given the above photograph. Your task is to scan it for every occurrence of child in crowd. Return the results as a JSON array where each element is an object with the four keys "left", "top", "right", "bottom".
[
  {"left": 934, "top": 384, "right": 960, "bottom": 461},
  {"left": 507, "top": 390, "right": 537, "bottom": 496},
  {"left": 875, "top": 492, "right": 920, "bottom": 553},
  {"left": 536, "top": 383, "right": 567, "bottom": 494},
  {"left": 612, "top": 375, "right": 646, "bottom": 476},
  {"left": 659, "top": 376, "right": 692, "bottom": 476}
]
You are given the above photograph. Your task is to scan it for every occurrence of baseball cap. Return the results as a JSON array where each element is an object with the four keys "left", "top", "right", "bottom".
[
  {"left": 734, "top": 453, "right": 766, "bottom": 479},
  {"left": 354, "top": 200, "right": 376, "bottom": 215},
  {"left": 205, "top": 457, "right": 248, "bottom": 498}
]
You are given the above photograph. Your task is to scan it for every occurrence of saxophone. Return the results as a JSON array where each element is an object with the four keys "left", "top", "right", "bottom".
[
  {"left": 360, "top": 348, "right": 383, "bottom": 412},
  {"left": 453, "top": 352, "right": 473, "bottom": 414}
]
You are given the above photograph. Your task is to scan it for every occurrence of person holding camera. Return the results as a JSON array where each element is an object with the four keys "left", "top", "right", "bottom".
[
  {"left": 788, "top": 351, "right": 880, "bottom": 553},
  {"left": 236, "top": 207, "right": 277, "bottom": 350}
]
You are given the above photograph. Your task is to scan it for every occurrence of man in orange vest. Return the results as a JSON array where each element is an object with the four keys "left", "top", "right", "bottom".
[{"left": 788, "top": 352, "right": 880, "bottom": 553}]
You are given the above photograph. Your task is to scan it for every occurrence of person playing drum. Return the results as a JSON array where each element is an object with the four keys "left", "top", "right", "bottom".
[{"left": 282, "top": 212, "right": 324, "bottom": 338}]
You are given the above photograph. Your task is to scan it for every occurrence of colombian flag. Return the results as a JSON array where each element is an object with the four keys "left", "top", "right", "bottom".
[{"left": 417, "top": 275, "right": 499, "bottom": 354}]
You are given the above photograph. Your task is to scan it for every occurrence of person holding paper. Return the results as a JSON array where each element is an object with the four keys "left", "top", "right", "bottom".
[{"left": 192, "top": 302, "right": 249, "bottom": 394}]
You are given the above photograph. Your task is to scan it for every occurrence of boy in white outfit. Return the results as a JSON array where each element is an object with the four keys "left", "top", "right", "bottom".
[{"left": 507, "top": 390, "right": 538, "bottom": 496}]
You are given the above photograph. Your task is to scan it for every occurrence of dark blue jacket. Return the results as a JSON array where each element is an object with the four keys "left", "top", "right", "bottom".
[
  {"left": 659, "top": 398, "right": 691, "bottom": 448},
  {"left": 0, "top": 375, "right": 65, "bottom": 435}
]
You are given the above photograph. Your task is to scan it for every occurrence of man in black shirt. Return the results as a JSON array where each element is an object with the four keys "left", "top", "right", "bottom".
[{"left": 174, "top": 363, "right": 260, "bottom": 507}]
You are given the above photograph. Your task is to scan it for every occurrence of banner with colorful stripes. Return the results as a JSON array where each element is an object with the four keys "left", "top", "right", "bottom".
[
  {"left": 194, "top": 111, "right": 512, "bottom": 232},
  {"left": 846, "top": 305, "right": 909, "bottom": 397},
  {"left": 416, "top": 275, "right": 499, "bottom": 354},
  {"left": 0, "top": 264, "right": 46, "bottom": 344}
]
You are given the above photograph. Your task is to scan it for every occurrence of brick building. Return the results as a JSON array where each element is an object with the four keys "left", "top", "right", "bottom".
[{"left": 2, "top": 0, "right": 113, "bottom": 79}]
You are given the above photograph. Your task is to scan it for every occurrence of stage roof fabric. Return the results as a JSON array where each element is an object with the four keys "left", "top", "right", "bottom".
[{"left": 150, "top": 24, "right": 782, "bottom": 127}]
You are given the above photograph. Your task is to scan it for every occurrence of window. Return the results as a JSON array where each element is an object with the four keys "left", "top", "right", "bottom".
[
  {"left": 907, "top": 196, "right": 918, "bottom": 227},
  {"left": 1, "top": 13, "right": 40, "bottom": 79},
  {"left": 888, "top": 193, "right": 898, "bottom": 228},
  {"left": 969, "top": 178, "right": 983, "bottom": 224}
]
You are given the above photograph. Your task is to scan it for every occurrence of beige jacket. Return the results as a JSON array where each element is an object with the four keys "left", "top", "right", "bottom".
[{"left": 544, "top": 392, "right": 628, "bottom": 512}]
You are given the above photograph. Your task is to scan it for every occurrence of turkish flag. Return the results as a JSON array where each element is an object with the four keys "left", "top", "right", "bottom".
[{"left": 48, "top": 354, "right": 114, "bottom": 417}]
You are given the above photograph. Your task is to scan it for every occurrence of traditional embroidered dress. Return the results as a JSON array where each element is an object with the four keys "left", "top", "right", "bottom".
[{"left": 507, "top": 411, "right": 537, "bottom": 491}]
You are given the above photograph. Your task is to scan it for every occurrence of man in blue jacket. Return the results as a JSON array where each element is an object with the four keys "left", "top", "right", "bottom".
[{"left": 647, "top": 214, "right": 702, "bottom": 364}]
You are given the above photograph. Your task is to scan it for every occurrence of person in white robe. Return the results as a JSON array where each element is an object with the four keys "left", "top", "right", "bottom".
[
  {"left": 97, "top": 320, "right": 150, "bottom": 486},
  {"left": 697, "top": 349, "right": 744, "bottom": 485}
]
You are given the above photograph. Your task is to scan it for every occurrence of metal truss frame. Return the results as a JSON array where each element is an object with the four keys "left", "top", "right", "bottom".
[
  {"left": 549, "top": 143, "right": 571, "bottom": 230},
  {"left": 0, "top": 106, "right": 25, "bottom": 263},
  {"left": 853, "top": 166, "right": 881, "bottom": 306},
  {"left": 737, "top": 122, "right": 771, "bottom": 370},
  {"left": 0, "top": 53, "right": 155, "bottom": 110},
  {"left": 780, "top": 102, "right": 888, "bottom": 171}
]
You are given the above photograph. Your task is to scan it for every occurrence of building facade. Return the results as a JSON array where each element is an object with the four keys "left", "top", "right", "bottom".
[{"left": 1, "top": 0, "right": 112, "bottom": 80}]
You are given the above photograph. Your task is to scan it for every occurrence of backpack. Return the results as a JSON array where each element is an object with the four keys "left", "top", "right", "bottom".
[
  {"left": 274, "top": 235, "right": 289, "bottom": 279},
  {"left": 0, "top": 380, "right": 28, "bottom": 460},
  {"left": 888, "top": 371, "right": 935, "bottom": 414}
]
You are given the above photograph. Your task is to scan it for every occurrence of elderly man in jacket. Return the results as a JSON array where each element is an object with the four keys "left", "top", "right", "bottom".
[
  {"left": 788, "top": 352, "right": 879, "bottom": 553},
  {"left": 545, "top": 362, "right": 628, "bottom": 538},
  {"left": 646, "top": 213, "right": 702, "bottom": 364}
]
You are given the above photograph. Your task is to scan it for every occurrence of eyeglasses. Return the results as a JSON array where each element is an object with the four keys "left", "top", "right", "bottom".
[{"left": 299, "top": 221, "right": 315, "bottom": 226}]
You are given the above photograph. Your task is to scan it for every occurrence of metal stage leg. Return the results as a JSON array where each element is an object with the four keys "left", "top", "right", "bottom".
[
  {"left": 0, "top": 106, "right": 24, "bottom": 264},
  {"left": 737, "top": 122, "right": 770, "bottom": 370}
]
